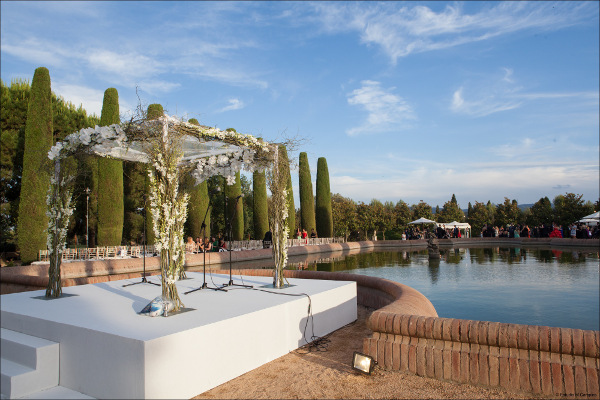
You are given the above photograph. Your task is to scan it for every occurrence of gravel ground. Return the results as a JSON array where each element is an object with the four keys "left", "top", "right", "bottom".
[{"left": 193, "top": 306, "right": 552, "bottom": 399}]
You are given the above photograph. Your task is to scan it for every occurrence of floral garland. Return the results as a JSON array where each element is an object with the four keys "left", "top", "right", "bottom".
[
  {"left": 267, "top": 146, "right": 290, "bottom": 288},
  {"left": 147, "top": 118, "right": 189, "bottom": 311},
  {"left": 45, "top": 161, "right": 74, "bottom": 297}
]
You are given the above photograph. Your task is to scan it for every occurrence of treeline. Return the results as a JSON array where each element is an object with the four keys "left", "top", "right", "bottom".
[{"left": 330, "top": 193, "right": 599, "bottom": 240}]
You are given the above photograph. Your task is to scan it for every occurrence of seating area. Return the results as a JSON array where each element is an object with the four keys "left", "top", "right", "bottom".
[
  {"left": 38, "top": 245, "right": 153, "bottom": 262},
  {"left": 38, "top": 237, "right": 345, "bottom": 262}
]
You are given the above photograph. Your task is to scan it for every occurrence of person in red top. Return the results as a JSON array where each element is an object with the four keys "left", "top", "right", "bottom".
[{"left": 549, "top": 226, "right": 562, "bottom": 238}]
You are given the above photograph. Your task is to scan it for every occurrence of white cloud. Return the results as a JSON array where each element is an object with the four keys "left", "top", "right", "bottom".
[
  {"left": 451, "top": 86, "right": 521, "bottom": 117},
  {"left": 311, "top": 2, "right": 596, "bottom": 64},
  {"left": 346, "top": 80, "right": 415, "bottom": 136},
  {"left": 216, "top": 98, "right": 245, "bottom": 113},
  {"left": 53, "top": 82, "right": 136, "bottom": 119},
  {"left": 51, "top": 83, "right": 105, "bottom": 117},
  {"left": 329, "top": 158, "right": 599, "bottom": 206}
]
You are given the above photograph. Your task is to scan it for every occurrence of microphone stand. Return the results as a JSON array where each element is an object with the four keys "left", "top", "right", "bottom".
[
  {"left": 185, "top": 196, "right": 225, "bottom": 294},
  {"left": 222, "top": 195, "right": 252, "bottom": 288},
  {"left": 123, "top": 200, "right": 160, "bottom": 287}
]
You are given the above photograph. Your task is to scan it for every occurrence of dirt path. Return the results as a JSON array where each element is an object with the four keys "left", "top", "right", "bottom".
[{"left": 193, "top": 306, "right": 546, "bottom": 399}]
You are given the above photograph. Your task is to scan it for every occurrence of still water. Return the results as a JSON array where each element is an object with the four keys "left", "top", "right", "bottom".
[{"left": 291, "top": 247, "right": 600, "bottom": 331}]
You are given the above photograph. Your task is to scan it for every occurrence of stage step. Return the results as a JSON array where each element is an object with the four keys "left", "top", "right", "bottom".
[{"left": 0, "top": 328, "right": 59, "bottom": 399}]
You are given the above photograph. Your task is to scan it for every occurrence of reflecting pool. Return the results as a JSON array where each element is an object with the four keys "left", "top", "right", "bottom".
[{"left": 289, "top": 246, "right": 600, "bottom": 331}]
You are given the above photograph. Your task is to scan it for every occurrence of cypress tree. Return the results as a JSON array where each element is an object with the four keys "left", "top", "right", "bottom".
[
  {"left": 279, "top": 145, "right": 295, "bottom": 238},
  {"left": 17, "top": 67, "right": 53, "bottom": 264},
  {"left": 253, "top": 170, "right": 269, "bottom": 240},
  {"left": 298, "top": 152, "right": 316, "bottom": 233},
  {"left": 144, "top": 103, "right": 163, "bottom": 244},
  {"left": 315, "top": 157, "right": 333, "bottom": 237},
  {"left": 97, "top": 88, "right": 123, "bottom": 245},
  {"left": 185, "top": 118, "right": 211, "bottom": 240},
  {"left": 224, "top": 171, "right": 244, "bottom": 240}
]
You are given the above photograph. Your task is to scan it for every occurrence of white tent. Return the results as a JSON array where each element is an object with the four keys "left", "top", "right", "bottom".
[
  {"left": 437, "top": 221, "right": 471, "bottom": 229},
  {"left": 577, "top": 211, "right": 599, "bottom": 226},
  {"left": 408, "top": 217, "right": 437, "bottom": 225}
]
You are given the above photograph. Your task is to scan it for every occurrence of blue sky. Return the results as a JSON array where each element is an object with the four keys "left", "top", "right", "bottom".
[{"left": 1, "top": 1, "right": 598, "bottom": 208}]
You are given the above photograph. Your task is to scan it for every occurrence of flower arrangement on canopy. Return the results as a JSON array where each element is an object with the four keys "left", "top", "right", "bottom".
[{"left": 45, "top": 113, "right": 290, "bottom": 312}]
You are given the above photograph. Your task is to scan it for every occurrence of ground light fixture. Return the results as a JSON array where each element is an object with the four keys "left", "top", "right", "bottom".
[{"left": 352, "top": 351, "right": 376, "bottom": 375}]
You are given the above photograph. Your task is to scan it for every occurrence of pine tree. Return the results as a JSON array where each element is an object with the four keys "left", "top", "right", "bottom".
[
  {"left": 253, "top": 170, "right": 269, "bottom": 240},
  {"left": 184, "top": 118, "right": 210, "bottom": 240},
  {"left": 315, "top": 157, "right": 333, "bottom": 237},
  {"left": 224, "top": 171, "right": 244, "bottom": 240},
  {"left": 17, "top": 67, "right": 53, "bottom": 264},
  {"left": 278, "top": 145, "right": 295, "bottom": 237},
  {"left": 97, "top": 88, "right": 124, "bottom": 245},
  {"left": 298, "top": 152, "right": 316, "bottom": 233}
]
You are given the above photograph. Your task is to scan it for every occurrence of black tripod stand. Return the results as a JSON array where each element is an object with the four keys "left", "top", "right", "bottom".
[
  {"left": 124, "top": 202, "right": 159, "bottom": 287},
  {"left": 185, "top": 196, "right": 225, "bottom": 294},
  {"left": 221, "top": 194, "right": 252, "bottom": 289}
]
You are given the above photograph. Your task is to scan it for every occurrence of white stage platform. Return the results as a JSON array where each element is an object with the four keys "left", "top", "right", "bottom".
[{"left": 0, "top": 272, "right": 357, "bottom": 399}]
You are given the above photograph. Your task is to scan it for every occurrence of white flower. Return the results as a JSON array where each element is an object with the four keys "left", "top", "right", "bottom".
[{"left": 48, "top": 143, "right": 63, "bottom": 160}]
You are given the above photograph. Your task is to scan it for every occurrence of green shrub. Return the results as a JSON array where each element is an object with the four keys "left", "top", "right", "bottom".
[
  {"left": 17, "top": 67, "right": 53, "bottom": 264},
  {"left": 315, "top": 157, "right": 333, "bottom": 237},
  {"left": 253, "top": 170, "right": 269, "bottom": 240},
  {"left": 97, "top": 88, "right": 124, "bottom": 245},
  {"left": 298, "top": 152, "right": 316, "bottom": 233}
]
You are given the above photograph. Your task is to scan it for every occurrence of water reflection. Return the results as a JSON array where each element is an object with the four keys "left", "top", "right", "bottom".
[{"left": 291, "top": 246, "right": 599, "bottom": 331}]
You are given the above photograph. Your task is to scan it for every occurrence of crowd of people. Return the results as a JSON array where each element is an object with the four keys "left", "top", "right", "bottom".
[
  {"left": 480, "top": 223, "right": 599, "bottom": 239},
  {"left": 185, "top": 235, "right": 227, "bottom": 253}
]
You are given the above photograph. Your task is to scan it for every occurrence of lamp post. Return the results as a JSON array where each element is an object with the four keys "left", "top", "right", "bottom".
[{"left": 85, "top": 187, "right": 90, "bottom": 249}]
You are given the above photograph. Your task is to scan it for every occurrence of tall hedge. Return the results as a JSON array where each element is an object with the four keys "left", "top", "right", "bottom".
[
  {"left": 278, "top": 145, "right": 295, "bottom": 238},
  {"left": 298, "top": 152, "right": 316, "bottom": 233},
  {"left": 224, "top": 171, "right": 244, "bottom": 240},
  {"left": 252, "top": 170, "right": 269, "bottom": 240},
  {"left": 315, "top": 157, "right": 333, "bottom": 237},
  {"left": 17, "top": 67, "right": 53, "bottom": 264},
  {"left": 144, "top": 103, "right": 163, "bottom": 244},
  {"left": 185, "top": 118, "right": 211, "bottom": 240},
  {"left": 97, "top": 88, "right": 123, "bottom": 245}
]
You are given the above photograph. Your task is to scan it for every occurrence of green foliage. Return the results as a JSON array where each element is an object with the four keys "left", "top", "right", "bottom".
[
  {"left": 241, "top": 174, "right": 254, "bottom": 239},
  {"left": 186, "top": 180, "right": 210, "bottom": 240},
  {"left": 468, "top": 201, "right": 491, "bottom": 234},
  {"left": 553, "top": 193, "right": 594, "bottom": 227},
  {"left": 411, "top": 201, "right": 433, "bottom": 220},
  {"left": 97, "top": 88, "right": 124, "bottom": 245},
  {"left": 253, "top": 170, "right": 269, "bottom": 240},
  {"left": 315, "top": 157, "right": 333, "bottom": 237},
  {"left": 331, "top": 193, "right": 356, "bottom": 239},
  {"left": 394, "top": 200, "right": 412, "bottom": 228},
  {"left": 437, "top": 194, "right": 465, "bottom": 223},
  {"left": 298, "top": 152, "right": 316, "bottom": 233},
  {"left": 1, "top": 76, "right": 100, "bottom": 252},
  {"left": 278, "top": 145, "right": 296, "bottom": 238},
  {"left": 224, "top": 172, "right": 244, "bottom": 240},
  {"left": 494, "top": 197, "right": 521, "bottom": 227},
  {"left": 17, "top": 67, "right": 53, "bottom": 263}
]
